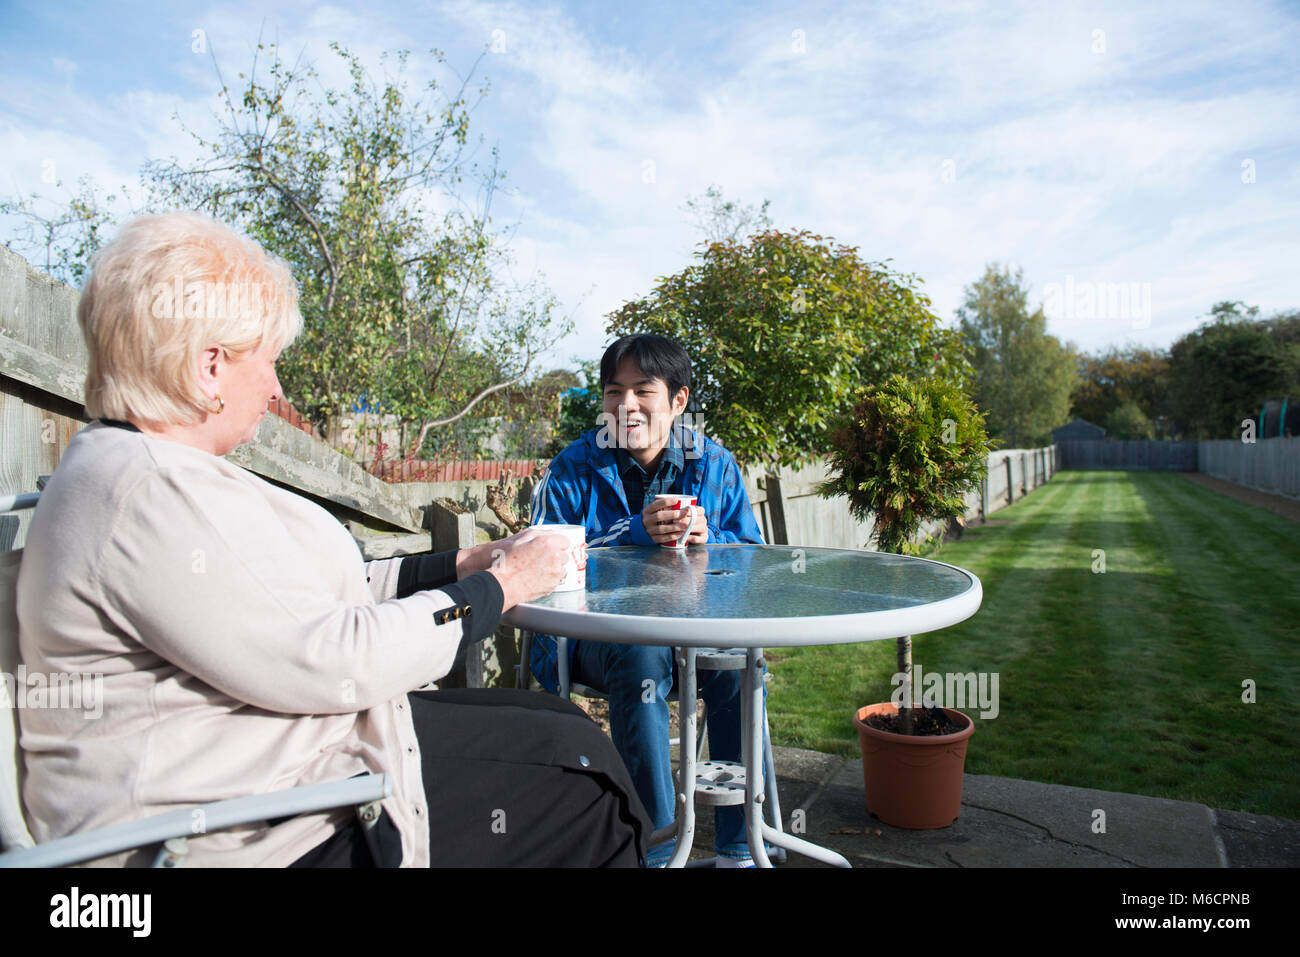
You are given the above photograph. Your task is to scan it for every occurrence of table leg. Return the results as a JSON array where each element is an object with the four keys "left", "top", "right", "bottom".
[
  {"left": 744, "top": 648, "right": 773, "bottom": 867},
  {"left": 745, "top": 647, "right": 851, "bottom": 869},
  {"left": 760, "top": 822, "right": 851, "bottom": 868},
  {"left": 666, "top": 646, "right": 697, "bottom": 868}
]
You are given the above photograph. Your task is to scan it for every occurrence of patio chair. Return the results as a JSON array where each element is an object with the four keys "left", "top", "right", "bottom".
[{"left": 0, "top": 490, "right": 391, "bottom": 867}]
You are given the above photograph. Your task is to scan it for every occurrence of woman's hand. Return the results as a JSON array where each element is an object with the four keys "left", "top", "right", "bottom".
[
  {"left": 455, "top": 526, "right": 551, "bottom": 579},
  {"left": 485, "top": 530, "right": 570, "bottom": 609}
]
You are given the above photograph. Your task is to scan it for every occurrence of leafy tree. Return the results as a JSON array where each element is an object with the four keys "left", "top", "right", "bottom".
[
  {"left": 1168, "top": 302, "right": 1292, "bottom": 438},
  {"left": 957, "top": 264, "right": 1077, "bottom": 448},
  {"left": 546, "top": 359, "right": 603, "bottom": 456},
  {"left": 1258, "top": 309, "right": 1300, "bottom": 350},
  {"left": 0, "top": 177, "right": 121, "bottom": 287},
  {"left": 487, "top": 367, "right": 581, "bottom": 459},
  {"left": 680, "top": 185, "right": 772, "bottom": 247},
  {"left": 817, "top": 373, "right": 990, "bottom": 733},
  {"left": 4, "top": 40, "right": 570, "bottom": 464},
  {"left": 1071, "top": 346, "right": 1172, "bottom": 436},
  {"left": 607, "top": 230, "right": 971, "bottom": 468},
  {"left": 1101, "top": 400, "right": 1156, "bottom": 439},
  {"left": 143, "top": 41, "right": 572, "bottom": 461}
]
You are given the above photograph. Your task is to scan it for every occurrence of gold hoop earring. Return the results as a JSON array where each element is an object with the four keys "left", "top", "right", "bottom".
[{"left": 208, "top": 395, "right": 224, "bottom": 415}]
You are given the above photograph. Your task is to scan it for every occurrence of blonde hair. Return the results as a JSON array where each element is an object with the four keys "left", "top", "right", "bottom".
[{"left": 78, "top": 212, "right": 302, "bottom": 426}]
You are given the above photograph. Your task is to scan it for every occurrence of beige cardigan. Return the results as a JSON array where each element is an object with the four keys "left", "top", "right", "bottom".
[{"left": 16, "top": 422, "right": 472, "bottom": 866}]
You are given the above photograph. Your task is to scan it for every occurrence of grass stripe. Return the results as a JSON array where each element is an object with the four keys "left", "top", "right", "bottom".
[{"left": 766, "top": 470, "right": 1300, "bottom": 817}]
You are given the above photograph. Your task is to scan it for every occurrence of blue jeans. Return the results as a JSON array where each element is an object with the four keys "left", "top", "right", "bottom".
[{"left": 571, "top": 640, "right": 763, "bottom": 864}]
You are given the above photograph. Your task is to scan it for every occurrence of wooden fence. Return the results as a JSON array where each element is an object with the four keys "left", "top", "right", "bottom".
[
  {"left": 1199, "top": 437, "right": 1300, "bottom": 499},
  {"left": 1057, "top": 440, "right": 1198, "bottom": 471}
]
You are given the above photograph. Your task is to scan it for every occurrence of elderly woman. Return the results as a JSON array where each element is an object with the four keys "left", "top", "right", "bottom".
[{"left": 16, "top": 212, "right": 649, "bottom": 867}]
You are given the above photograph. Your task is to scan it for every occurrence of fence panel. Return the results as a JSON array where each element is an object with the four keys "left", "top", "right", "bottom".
[{"left": 1058, "top": 440, "right": 1197, "bottom": 471}]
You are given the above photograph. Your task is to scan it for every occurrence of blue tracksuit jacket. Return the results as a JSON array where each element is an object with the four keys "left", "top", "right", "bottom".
[{"left": 527, "top": 426, "right": 765, "bottom": 692}]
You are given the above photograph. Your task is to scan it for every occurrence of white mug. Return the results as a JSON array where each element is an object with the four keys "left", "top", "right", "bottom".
[
  {"left": 545, "top": 524, "right": 588, "bottom": 591},
  {"left": 653, "top": 494, "right": 700, "bottom": 548}
]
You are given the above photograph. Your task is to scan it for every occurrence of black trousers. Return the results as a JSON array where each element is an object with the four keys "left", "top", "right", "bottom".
[{"left": 291, "top": 688, "right": 651, "bottom": 867}]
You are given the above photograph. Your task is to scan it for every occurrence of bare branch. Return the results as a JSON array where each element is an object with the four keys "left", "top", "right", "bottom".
[{"left": 408, "top": 362, "right": 532, "bottom": 459}]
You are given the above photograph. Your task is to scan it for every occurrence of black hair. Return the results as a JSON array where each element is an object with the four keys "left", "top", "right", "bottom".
[{"left": 599, "top": 334, "right": 691, "bottom": 398}]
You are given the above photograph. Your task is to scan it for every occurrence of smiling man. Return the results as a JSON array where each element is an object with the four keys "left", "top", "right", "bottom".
[{"left": 529, "top": 333, "right": 766, "bottom": 866}]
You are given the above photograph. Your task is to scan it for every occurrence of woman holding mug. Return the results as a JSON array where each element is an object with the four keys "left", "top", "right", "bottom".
[{"left": 16, "top": 212, "right": 648, "bottom": 866}]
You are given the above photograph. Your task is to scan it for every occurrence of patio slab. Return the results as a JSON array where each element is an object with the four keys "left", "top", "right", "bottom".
[{"left": 681, "top": 746, "right": 1300, "bottom": 867}]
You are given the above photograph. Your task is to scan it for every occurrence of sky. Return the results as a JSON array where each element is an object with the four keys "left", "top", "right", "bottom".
[{"left": 2, "top": 0, "right": 1298, "bottom": 371}]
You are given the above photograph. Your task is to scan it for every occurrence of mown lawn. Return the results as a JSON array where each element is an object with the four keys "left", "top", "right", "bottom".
[{"left": 765, "top": 470, "right": 1300, "bottom": 819}]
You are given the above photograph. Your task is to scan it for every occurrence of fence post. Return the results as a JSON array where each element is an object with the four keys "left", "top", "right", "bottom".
[
  {"left": 429, "top": 497, "right": 493, "bottom": 689},
  {"left": 980, "top": 468, "right": 989, "bottom": 522},
  {"left": 764, "top": 472, "right": 790, "bottom": 546},
  {"left": 1006, "top": 457, "right": 1014, "bottom": 504}
]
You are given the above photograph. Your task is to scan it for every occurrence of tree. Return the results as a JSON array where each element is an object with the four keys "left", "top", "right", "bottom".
[
  {"left": 489, "top": 366, "right": 581, "bottom": 458},
  {"left": 1101, "top": 400, "right": 1156, "bottom": 439},
  {"left": 956, "top": 264, "right": 1077, "bottom": 448},
  {"left": 0, "top": 177, "right": 121, "bottom": 287},
  {"left": 5, "top": 40, "right": 570, "bottom": 464},
  {"left": 606, "top": 230, "right": 971, "bottom": 468},
  {"left": 817, "top": 374, "right": 990, "bottom": 733},
  {"left": 547, "top": 359, "right": 603, "bottom": 456},
  {"left": 146, "top": 41, "right": 574, "bottom": 462},
  {"left": 1167, "top": 301, "right": 1293, "bottom": 438},
  {"left": 1071, "top": 346, "right": 1172, "bottom": 436},
  {"left": 680, "top": 185, "right": 772, "bottom": 247}
]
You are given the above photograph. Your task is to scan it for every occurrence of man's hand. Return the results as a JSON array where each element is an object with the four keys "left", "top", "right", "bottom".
[{"left": 641, "top": 499, "right": 707, "bottom": 546}]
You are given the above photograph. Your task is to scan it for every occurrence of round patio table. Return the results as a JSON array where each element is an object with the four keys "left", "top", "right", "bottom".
[{"left": 503, "top": 544, "right": 983, "bottom": 868}]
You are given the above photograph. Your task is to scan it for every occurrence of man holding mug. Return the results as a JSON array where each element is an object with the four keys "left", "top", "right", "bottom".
[{"left": 529, "top": 334, "right": 766, "bottom": 866}]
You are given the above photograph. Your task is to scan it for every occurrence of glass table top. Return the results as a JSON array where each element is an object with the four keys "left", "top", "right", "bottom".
[{"left": 504, "top": 545, "right": 982, "bottom": 648}]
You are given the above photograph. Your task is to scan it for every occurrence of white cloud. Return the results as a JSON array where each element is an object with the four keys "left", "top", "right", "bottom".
[{"left": 3, "top": 0, "right": 1298, "bottom": 369}]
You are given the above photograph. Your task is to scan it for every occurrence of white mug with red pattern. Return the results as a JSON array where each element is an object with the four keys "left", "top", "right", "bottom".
[
  {"left": 654, "top": 494, "right": 701, "bottom": 548},
  {"left": 548, "top": 524, "right": 589, "bottom": 591}
]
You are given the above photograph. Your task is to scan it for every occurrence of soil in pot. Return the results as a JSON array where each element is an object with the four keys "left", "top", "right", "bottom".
[{"left": 861, "top": 705, "right": 964, "bottom": 736}]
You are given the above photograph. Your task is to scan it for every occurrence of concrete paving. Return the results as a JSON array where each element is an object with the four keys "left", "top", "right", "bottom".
[{"left": 681, "top": 746, "right": 1300, "bottom": 867}]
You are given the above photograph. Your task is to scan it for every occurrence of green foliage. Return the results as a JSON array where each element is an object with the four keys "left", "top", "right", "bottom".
[
  {"left": 681, "top": 185, "right": 772, "bottom": 246},
  {"left": 1070, "top": 346, "right": 1171, "bottom": 436},
  {"left": 1101, "top": 400, "right": 1156, "bottom": 439},
  {"left": 0, "top": 176, "right": 120, "bottom": 287},
  {"left": 1167, "top": 301, "right": 1297, "bottom": 438},
  {"left": 143, "top": 41, "right": 569, "bottom": 460},
  {"left": 957, "top": 264, "right": 1077, "bottom": 448},
  {"left": 547, "top": 359, "right": 603, "bottom": 456},
  {"left": 607, "top": 230, "right": 971, "bottom": 468},
  {"left": 487, "top": 367, "right": 581, "bottom": 459},
  {"left": 818, "top": 374, "right": 991, "bottom": 555}
]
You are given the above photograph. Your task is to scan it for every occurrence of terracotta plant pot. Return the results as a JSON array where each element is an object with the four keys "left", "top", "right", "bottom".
[{"left": 852, "top": 702, "right": 974, "bottom": 829}]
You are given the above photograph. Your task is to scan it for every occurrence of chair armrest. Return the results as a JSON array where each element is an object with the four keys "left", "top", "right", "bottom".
[
  {"left": 0, "top": 773, "right": 391, "bottom": 868},
  {"left": 0, "top": 493, "right": 40, "bottom": 513}
]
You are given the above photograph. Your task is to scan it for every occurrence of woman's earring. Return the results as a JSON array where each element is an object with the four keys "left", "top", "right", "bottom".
[{"left": 208, "top": 395, "right": 224, "bottom": 415}]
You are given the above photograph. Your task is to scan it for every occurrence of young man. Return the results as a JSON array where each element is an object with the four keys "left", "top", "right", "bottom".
[{"left": 529, "top": 333, "right": 766, "bottom": 866}]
